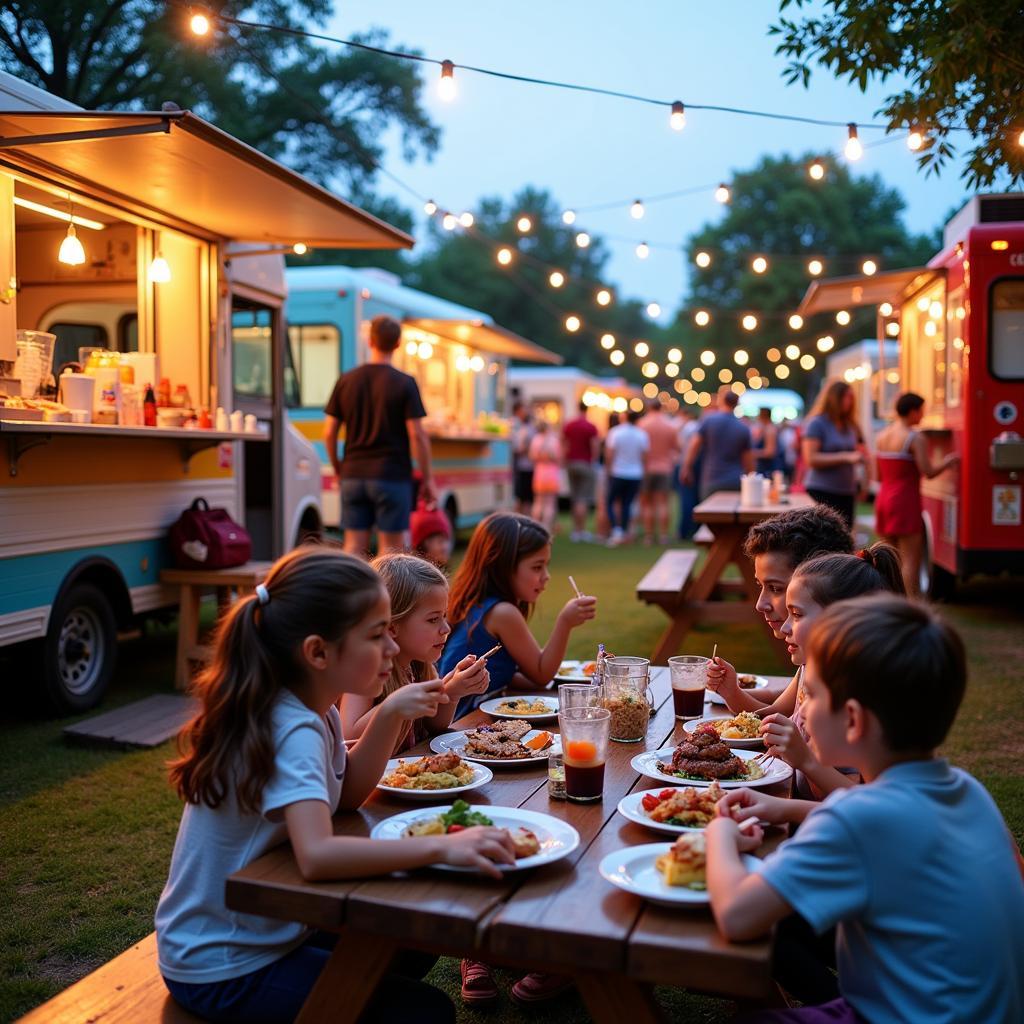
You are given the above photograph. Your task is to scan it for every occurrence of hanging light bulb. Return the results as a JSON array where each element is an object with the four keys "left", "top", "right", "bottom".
[
  {"left": 646, "top": 302, "right": 661, "bottom": 318},
  {"left": 565, "top": 315, "right": 581, "bottom": 333},
  {"left": 741, "top": 314, "right": 757, "bottom": 331},
  {"left": 630, "top": 199, "right": 645, "bottom": 220},
  {"left": 886, "top": 321, "right": 900, "bottom": 337},
  {"left": 695, "top": 250, "right": 711, "bottom": 268},
  {"left": 575, "top": 232, "right": 591, "bottom": 248},
  {"left": 149, "top": 250, "right": 171, "bottom": 283},
  {"left": 549, "top": 270, "right": 565, "bottom": 288},
  {"left": 635, "top": 242, "right": 649, "bottom": 259},
  {"left": 715, "top": 183, "right": 730, "bottom": 204},
  {"left": 516, "top": 215, "right": 532, "bottom": 233},
  {"left": 751, "top": 256, "right": 768, "bottom": 274},
  {"left": 800, "top": 354, "right": 816, "bottom": 370},
  {"left": 438, "top": 60, "right": 456, "bottom": 101},
  {"left": 766, "top": 348, "right": 781, "bottom": 362},
  {"left": 601, "top": 333, "right": 616, "bottom": 350},
  {"left": 642, "top": 361, "right": 659, "bottom": 379},
  {"left": 836, "top": 309, "right": 851, "bottom": 326},
  {"left": 496, "top": 247, "right": 513, "bottom": 266},
  {"left": 845, "top": 123, "right": 863, "bottom": 161},
  {"left": 190, "top": 11, "right": 211, "bottom": 36},
  {"left": 668, "top": 348, "right": 682, "bottom": 363},
  {"left": 459, "top": 212, "right": 474, "bottom": 228},
  {"left": 862, "top": 259, "right": 878, "bottom": 276},
  {"left": 292, "top": 242, "right": 308, "bottom": 255},
  {"left": 775, "top": 364, "right": 791, "bottom": 380},
  {"left": 694, "top": 310, "right": 710, "bottom": 327},
  {"left": 691, "top": 367, "right": 706, "bottom": 382},
  {"left": 406, "top": 340, "right": 419, "bottom": 356},
  {"left": 442, "top": 213, "right": 457, "bottom": 231},
  {"left": 634, "top": 341, "right": 650, "bottom": 358},
  {"left": 907, "top": 129, "right": 924, "bottom": 151},
  {"left": 700, "top": 349, "right": 715, "bottom": 366},
  {"left": 785, "top": 343, "right": 800, "bottom": 360},
  {"left": 58, "top": 223, "right": 86, "bottom": 266},
  {"left": 1018, "top": 129, "right": 1024, "bottom": 148},
  {"left": 734, "top": 349, "right": 749, "bottom": 365},
  {"left": 670, "top": 100, "right": 686, "bottom": 131},
  {"left": 808, "top": 159, "right": 826, "bottom": 181},
  {"left": 665, "top": 363, "right": 679, "bottom": 378},
  {"left": 879, "top": 302, "right": 893, "bottom": 317},
  {"left": 807, "top": 258, "right": 824, "bottom": 276},
  {"left": 562, "top": 209, "right": 576, "bottom": 225},
  {"left": 817, "top": 336, "right": 835, "bottom": 352},
  {"left": 596, "top": 288, "right": 612, "bottom": 306},
  {"left": 423, "top": 199, "right": 438, "bottom": 216},
  {"left": 719, "top": 368, "right": 733, "bottom": 383},
  {"left": 788, "top": 314, "right": 804, "bottom": 330},
  {"left": 418, "top": 341, "right": 434, "bottom": 360},
  {"left": 610, "top": 349, "right": 625, "bottom": 366}
]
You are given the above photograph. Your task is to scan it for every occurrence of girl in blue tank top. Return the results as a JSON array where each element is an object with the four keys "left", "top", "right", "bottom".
[{"left": 440, "top": 512, "right": 598, "bottom": 719}]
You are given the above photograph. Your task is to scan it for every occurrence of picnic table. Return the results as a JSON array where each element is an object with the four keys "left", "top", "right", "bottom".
[
  {"left": 641, "top": 491, "right": 815, "bottom": 664},
  {"left": 226, "top": 668, "right": 793, "bottom": 1023}
]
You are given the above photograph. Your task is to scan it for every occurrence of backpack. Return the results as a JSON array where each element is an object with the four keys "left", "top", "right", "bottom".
[{"left": 169, "top": 498, "right": 252, "bottom": 570}]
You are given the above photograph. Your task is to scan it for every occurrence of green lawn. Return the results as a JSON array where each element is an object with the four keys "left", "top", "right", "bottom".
[{"left": 1, "top": 527, "right": 1021, "bottom": 1023}]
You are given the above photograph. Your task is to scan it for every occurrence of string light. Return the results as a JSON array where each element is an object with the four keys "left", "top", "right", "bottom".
[
  {"left": 575, "top": 232, "right": 591, "bottom": 248},
  {"left": 695, "top": 250, "right": 711, "bottom": 268},
  {"left": 731, "top": 381, "right": 746, "bottom": 396},
  {"left": 189, "top": 11, "right": 211, "bottom": 35},
  {"left": 746, "top": 367, "right": 760, "bottom": 379},
  {"left": 469, "top": 355, "right": 485, "bottom": 372},
  {"left": 675, "top": 379, "right": 692, "bottom": 394},
  {"left": 455, "top": 354, "right": 470, "bottom": 372},
  {"left": 700, "top": 349, "right": 716, "bottom": 366},
  {"left": 766, "top": 348, "right": 781, "bottom": 362},
  {"left": 635, "top": 242, "right": 650, "bottom": 259},
  {"left": 406, "top": 340, "right": 419, "bottom": 356},
  {"left": 441, "top": 213, "right": 457, "bottom": 230},
  {"left": 596, "top": 288, "right": 612, "bottom": 306},
  {"left": 562, "top": 210, "right": 576, "bottom": 225},
  {"left": 697, "top": 392, "right": 712, "bottom": 408},
  {"left": 292, "top": 242, "right": 308, "bottom": 255},
  {"left": 635, "top": 341, "right": 650, "bottom": 357},
  {"left": 807, "top": 259, "right": 824, "bottom": 276},
  {"left": 601, "top": 333, "right": 616, "bottom": 349},
  {"left": 845, "top": 123, "right": 863, "bottom": 161},
  {"left": 907, "top": 129, "right": 924, "bottom": 151},
  {"left": 516, "top": 216, "right": 532, "bottom": 233},
  {"left": 808, "top": 159, "right": 825, "bottom": 180},
  {"left": 549, "top": 270, "right": 565, "bottom": 287},
  {"left": 1019, "top": 129, "right": 1024, "bottom": 148},
  {"left": 924, "top": 320, "right": 937, "bottom": 337},
  {"left": 565, "top": 315, "right": 581, "bottom": 332},
  {"left": 917, "top": 296, "right": 931, "bottom": 312},
  {"left": 642, "top": 361, "right": 659, "bottom": 378},
  {"left": 438, "top": 60, "right": 456, "bottom": 101},
  {"left": 741, "top": 314, "right": 757, "bottom": 331},
  {"left": 785, "top": 343, "right": 800, "bottom": 359},
  {"left": 719, "top": 368, "right": 733, "bottom": 383},
  {"left": 610, "top": 350, "right": 625, "bottom": 365},
  {"left": 670, "top": 100, "right": 686, "bottom": 131},
  {"left": 496, "top": 247, "right": 513, "bottom": 265},
  {"left": 929, "top": 300, "right": 943, "bottom": 319},
  {"left": 862, "top": 259, "right": 878, "bottom": 276},
  {"left": 630, "top": 199, "right": 645, "bottom": 220},
  {"left": 836, "top": 309, "right": 851, "bottom": 325},
  {"left": 749, "top": 377, "right": 763, "bottom": 389},
  {"left": 752, "top": 256, "right": 768, "bottom": 274},
  {"left": 646, "top": 302, "right": 661, "bottom": 318},
  {"left": 694, "top": 310, "right": 711, "bottom": 327},
  {"left": 643, "top": 383, "right": 659, "bottom": 398},
  {"left": 418, "top": 341, "right": 434, "bottom": 359},
  {"left": 668, "top": 348, "right": 682, "bottom": 363},
  {"left": 800, "top": 354, "right": 816, "bottom": 370},
  {"left": 459, "top": 212, "right": 474, "bottom": 227},
  {"left": 879, "top": 302, "right": 893, "bottom": 316},
  {"left": 817, "top": 336, "right": 835, "bottom": 352},
  {"left": 734, "top": 349, "right": 749, "bottom": 365},
  {"left": 775, "top": 364, "right": 791, "bottom": 379},
  {"left": 788, "top": 314, "right": 804, "bottom": 330},
  {"left": 665, "top": 363, "right": 680, "bottom": 378},
  {"left": 715, "top": 183, "right": 731, "bottom": 204},
  {"left": 423, "top": 199, "right": 437, "bottom": 215},
  {"left": 692, "top": 367, "right": 706, "bottom": 382},
  {"left": 886, "top": 322, "right": 900, "bottom": 337}
]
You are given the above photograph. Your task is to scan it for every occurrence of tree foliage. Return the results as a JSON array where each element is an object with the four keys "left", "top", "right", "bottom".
[
  {"left": 771, "top": 0, "right": 1024, "bottom": 188},
  {"left": 0, "top": 1, "right": 439, "bottom": 192}
]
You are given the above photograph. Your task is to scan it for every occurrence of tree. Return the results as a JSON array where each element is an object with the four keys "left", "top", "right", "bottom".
[
  {"left": 0, "top": 2, "right": 439, "bottom": 192},
  {"left": 771, "top": 0, "right": 1024, "bottom": 188},
  {"left": 667, "top": 153, "right": 938, "bottom": 396},
  {"left": 409, "top": 187, "right": 651, "bottom": 377}
]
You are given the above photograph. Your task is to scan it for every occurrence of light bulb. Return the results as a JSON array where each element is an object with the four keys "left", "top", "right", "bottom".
[
  {"left": 562, "top": 209, "right": 576, "bottom": 225},
  {"left": 862, "top": 259, "right": 878, "bottom": 276},
  {"left": 817, "top": 336, "right": 835, "bottom": 352},
  {"left": 691, "top": 367, "right": 705, "bottom": 382},
  {"left": 442, "top": 213, "right": 457, "bottom": 231},
  {"left": 668, "top": 348, "right": 682, "bottom": 363},
  {"left": 929, "top": 301, "right": 943, "bottom": 319},
  {"left": 718, "top": 368, "right": 733, "bottom": 383},
  {"left": 715, "top": 183, "right": 730, "bottom": 204},
  {"left": 610, "top": 350, "right": 625, "bottom": 366},
  {"left": 836, "top": 310, "right": 851, "bottom": 326},
  {"left": 58, "top": 224, "right": 86, "bottom": 266},
  {"left": 924, "top": 320, "right": 937, "bottom": 338},
  {"left": 808, "top": 159, "right": 825, "bottom": 181},
  {"left": 917, "top": 296, "right": 931, "bottom": 311},
  {"left": 907, "top": 130, "right": 924, "bottom": 151},
  {"left": 575, "top": 232, "right": 590, "bottom": 248},
  {"left": 496, "top": 247, "right": 513, "bottom": 266},
  {"left": 635, "top": 242, "right": 650, "bottom": 260},
  {"left": 766, "top": 348, "right": 781, "bottom": 362},
  {"left": 789, "top": 314, "right": 804, "bottom": 330},
  {"left": 424, "top": 199, "right": 438, "bottom": 216},
  {"left": 643, "top": 383, "right": 659, "bottom": 398},
  {"left": 630, "top": 199, "right": 645, "bottom": 220},
  {"left": 800, "top": 354, "right": 816, "bottom": 370},
  {"left": 596, "top": 289, "right": 612, "bottom": 306},
  {"left": 634, "top": 341, "right": 650, "bottom": 358},
  {"left": 700, "top": 349, "right": 715, "bottom": 366},
  {"left": 417, "top": 341, "right": 434, "bottom": 360},
  {"left": 749, "top": 377, "right": 762, "bottom": 390},
  {"left": 694, "top": 310, "right": 710, "bottom": 327},
  {"left": 600, "top": 333, "right": 616, "bottom": 350},
  {"left": 455, "top": 354, "right": 470, "bottom": 372},
  {"left": 438, "top": 60, "right": 456, "bottom": 101},
  {"left": 665, "top": 363, "right": 679, "bottom": 378},
  {"left": 565, "top": 315, "right": 581, "bottom": 333},
  {"left": 785, "top": 343, "right": 800, "bottom": 360},
  {"left": 292, "top": 242, "right": 308, "bottom": 255},
  {"left": 190, "top": 12, "right": 211, "bottom": 36},
  {"left": 148, "top": 253, "right": 171, "bottom": 283},
  {"left": 1018, "top": 129, "right": 1024, "bottom": 148},
  {"left": 695, "top": 250, "right": 711, "bottom": 268},
  {"left": 459, "top": 212, "right": 474, "bottom": 228},
  {"left": 469, "top": 355, "right": 485, "bottom": 372},
  {"left": 886, "top": 321, "right": 900, "bottom": 337},
  {"left": 642, "top": 362, "right": 659, "bottom": 379},
  {"left": 646, "top": 302, "right": 661, "bottom": 319},
  {"left": 752, "top": 256, "right": 768, "bottom": 274},
  {"left": 516, "top": 216, "right": 532, "bottom": 233},
  {"left": 741, "top": 314, "right": 757, "bottom": 331},
  {"left": 406, "top": 340, "right": 419, "bottom": 356},
  {"left": 670, "top": 100, "right": 686, "bottom": 131},
  {"left": 775, "top": 364, "right": 791, "bottom": 380},
  {"left": 734, "top": 349, "right": 749, "bottom": 365},
  {"left": 845, "top": 123, "right": 863, "bottom": 161},
  {"left": 549, "top": 270, "right": 565, "bottom": 288},
  {"left": 879, "top": 302, "right": 893, "bottom": 316}
]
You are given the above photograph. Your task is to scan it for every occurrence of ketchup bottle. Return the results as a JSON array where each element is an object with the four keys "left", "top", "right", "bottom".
[{"left": 143, "top": 383, "right": 157, "bottom": 426}]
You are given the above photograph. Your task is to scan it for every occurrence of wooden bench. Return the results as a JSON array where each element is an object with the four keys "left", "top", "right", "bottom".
[
  {"left": 160, "top": 562, "right": 274, "bottom": 689},
  {"left": 693, "top": 523, "right": 715, "bottom": 546},
  {"left": 16, "top": 932, "right": 201, "bottom": 1024},
  {"left": 636, "top": 550, "right": 700, "bottom": 661}
]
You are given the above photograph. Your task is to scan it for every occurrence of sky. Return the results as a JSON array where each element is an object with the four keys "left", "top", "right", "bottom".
[{"left": 330, "top": 1, "right": 975, "bottom": 321}]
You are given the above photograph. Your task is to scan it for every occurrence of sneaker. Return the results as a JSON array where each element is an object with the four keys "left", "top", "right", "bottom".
[
  {"left": 569, "top": 531, "right": 581, "bottom": 542},
  {"left": 460, "top": 959, "right": 499, "bottom": 1005},
  {"left": 510, "top": 972, "right": 573, "bottom": 1004},
  {"left": 578, "top": 530, "right": 594, "bottom": 542}
]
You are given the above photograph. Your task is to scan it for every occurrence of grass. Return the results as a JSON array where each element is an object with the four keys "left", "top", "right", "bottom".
[{"left": 1, "top": 524, "right": 1022, "bottom": 1023}]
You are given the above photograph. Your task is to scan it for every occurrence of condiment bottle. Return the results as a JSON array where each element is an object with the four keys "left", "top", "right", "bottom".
[
  {"left": 143, "top": 383, "right": 157, "bottom": 426},
  {"left": 157, "top": 377, "right": 171, "bottom": 407},
  {"left": 547, "top": 750, "right": 566, "bottom": 800}
]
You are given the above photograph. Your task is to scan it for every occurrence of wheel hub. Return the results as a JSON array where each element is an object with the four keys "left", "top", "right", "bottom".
[{"left": 57, "top": 606, "right": 105, "bottom": 697}]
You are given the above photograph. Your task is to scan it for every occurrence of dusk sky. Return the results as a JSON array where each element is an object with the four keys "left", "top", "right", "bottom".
[{"left": 330, "top": 1, "right": 986, "bottom": 323}]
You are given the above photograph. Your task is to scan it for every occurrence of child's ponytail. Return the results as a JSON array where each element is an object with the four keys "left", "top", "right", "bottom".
[
  {"left": 855, "top": 543, "right": 905, "bottom": 596},
  {"left": 794, "top": 542, "right": 906, "bottom": 608}
]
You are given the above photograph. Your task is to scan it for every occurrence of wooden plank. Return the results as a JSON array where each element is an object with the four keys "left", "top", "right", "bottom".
[
  {"left": 295, "top": 931, "right": 397, "bottom": 1024},
  {"left": 159, "top": 560, "right": 274, "bottom": 587},
  {"left": 636, "top": 550, "right": 698, "bottom": 599},
  {"left": 63, "top": 694, "right": 197, "bottom": 748},
  {"left": 574, "top": 969, "right": 665, "bottom": 1024},
  {"left": 693, "top": 524, "right": 715, "bottom": 546}
]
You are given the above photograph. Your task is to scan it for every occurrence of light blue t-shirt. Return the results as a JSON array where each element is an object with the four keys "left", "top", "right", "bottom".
[
  {"left": 156, "top": 690, "right": 347, "bottom": 984},
  {"left": 759, "top": 760, "right": 1024, "bottom": 1024}
]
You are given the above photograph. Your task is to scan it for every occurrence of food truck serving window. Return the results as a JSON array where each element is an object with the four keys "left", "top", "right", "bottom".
[
  {"left": 990, "top": 279, "right": 1024, "bottom": 380},
  {"left": 288, "top": 323, "right": 340, "bottom": 408}
]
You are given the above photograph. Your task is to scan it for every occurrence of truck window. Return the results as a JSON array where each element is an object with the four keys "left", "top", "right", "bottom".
[
  {"left": 990, "top": 279, "right": 1024, "bottom": 380},
  {"left": 287, "top": 323, "right": 340, "bottom": 407},
  {"left": 49, "top": 322, "right": 107, "bottom": 371},
  {"left": 232, "top": 305, "right": 273, "bottom": 401}
]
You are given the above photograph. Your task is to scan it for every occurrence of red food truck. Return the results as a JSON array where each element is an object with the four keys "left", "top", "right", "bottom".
[{"left": 798, "top": 193, "right": 1024, "bottom": 596}]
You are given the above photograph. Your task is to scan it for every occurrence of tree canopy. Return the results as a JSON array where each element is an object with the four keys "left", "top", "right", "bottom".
[{"left": 772, "top": 0, "right": 1024, "bottom": 188}]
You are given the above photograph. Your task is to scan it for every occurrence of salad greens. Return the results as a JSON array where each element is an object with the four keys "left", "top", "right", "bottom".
[{"left": 440, "top": 800, "right": 493, "bottom": 829}]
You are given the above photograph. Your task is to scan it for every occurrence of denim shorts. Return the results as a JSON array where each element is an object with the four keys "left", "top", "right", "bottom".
[{"left": 340, "top": 478, "right": 413, "bottom": 532}]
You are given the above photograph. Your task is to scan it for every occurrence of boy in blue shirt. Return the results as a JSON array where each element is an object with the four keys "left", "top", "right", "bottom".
[{"left": 708, "top": 595, "right": 1024, "bottom": 1023}]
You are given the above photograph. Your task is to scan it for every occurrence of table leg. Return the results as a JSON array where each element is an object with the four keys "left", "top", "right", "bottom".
[
  {"left": 174, "top": 584, "right": 200, "bottom": 690},
  {"left": 574, "top": 969, "right": 665, "bottom": 1024},
  {"left": 295, "top": 931, "right": 398, "bottom": 1024}
]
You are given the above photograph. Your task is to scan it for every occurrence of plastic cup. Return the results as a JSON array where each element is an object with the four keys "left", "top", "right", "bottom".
[
  {"left": 668, "top": 655, "right": 710, "bottom": 719},
  {"left": 558, "top": 682, "right": 602, "bottom": 711},
  {"left": 558, "top": 707, "right": 610, "bottom": 802}
]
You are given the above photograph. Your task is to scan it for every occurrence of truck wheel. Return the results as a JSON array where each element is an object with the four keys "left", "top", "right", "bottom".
[
  {"left": 42, "top": 583, "right": 117, "bottom": 713},
  {"left": 928, "top": 564, "right": 957, "bottom": 602}
]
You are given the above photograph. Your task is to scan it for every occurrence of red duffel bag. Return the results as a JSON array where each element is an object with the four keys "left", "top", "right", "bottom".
[{"left": 169, "top": 498, "right": 252, "bottom": 569}]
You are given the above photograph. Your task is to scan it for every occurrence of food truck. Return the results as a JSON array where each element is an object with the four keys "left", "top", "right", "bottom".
[
  {"left": 0, "top": 72, "right": 411, "bottom": 711},
  {"left": 283, "top": 265, "right": 562, "bottom": 532},
  {"left": 508, "top": 365, "right": 641, "bottom": 426},
  {"left": 798, "top": 193, "right": 1024, "bottom": 595},
  {"left": 825, "top": 339, "right": 901, "bottom": 451}
]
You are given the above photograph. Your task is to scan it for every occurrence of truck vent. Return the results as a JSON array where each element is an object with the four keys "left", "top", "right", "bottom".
[{"left": 979, "top": 195, "right": 1024, "bottom": 223}]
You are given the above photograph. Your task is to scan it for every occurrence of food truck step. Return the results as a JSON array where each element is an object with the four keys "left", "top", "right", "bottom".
[{"left": 63, "top": 694, "right": 197, "bottom": 749}]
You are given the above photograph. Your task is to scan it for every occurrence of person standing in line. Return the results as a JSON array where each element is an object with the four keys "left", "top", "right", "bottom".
[
  {"left": 562, "top": 400, "right": 600, "bottom": 541},
  {"left": 751, "top": 407, "right": 780, "bottom": 476},
  {"left": 875, "top": 392, "right": 958, "bottom": 595},
  {"left": 802, "top": 380, "right": 868, "bottom": 530},
  {"left": 681, "top": 387, "right": 753, "bottom": 500},
  {"left": 778, "top": 417, "right": 799, "bottom": 482},
  {"left": 639, "top": 400, "right": 680, "bottom": 545},
  {"left": 324, "top": 316, "right": 435, "bottom": 558},
  {"left": 528, "top": 420, "right": 561, "bottom": 533},
  {"left": 675, "top": 405, "right": 701, "bottom": 539},
  {"left": 604, "top": 409, "right": 649, "bottom": 546},
  {"left": 593, "top": 412, "right": 619, "bottom": 541},
  {"left": 510, "top": 402, "right": 535, "bottom": 515}
]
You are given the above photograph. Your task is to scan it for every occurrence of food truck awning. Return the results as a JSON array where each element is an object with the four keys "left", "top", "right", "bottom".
[
  {"left": 0, "top": 109, "right": 413, "bottom": 248},
  {"left": 797, "top": 266, "right": 944, "bottom": 318},
  {"left": 405, "top": 318, "right": 563, "bottom": 365}
]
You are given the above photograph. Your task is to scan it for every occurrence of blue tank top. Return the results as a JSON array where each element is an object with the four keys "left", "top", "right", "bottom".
[{"left": 440, "top": 595, "right": 520, "bottom": 719}]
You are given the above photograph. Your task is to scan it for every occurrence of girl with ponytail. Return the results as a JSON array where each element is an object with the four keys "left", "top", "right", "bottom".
[{"left": 156, "top": 546, "right": 513, "bottom": 1024}]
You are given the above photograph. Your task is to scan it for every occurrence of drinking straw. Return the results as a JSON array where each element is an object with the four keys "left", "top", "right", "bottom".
[
  {"left": 736, "top": 815, "right": 759, "bottom": 833},
  {"left": 711, "top": 643, "right": 718, "bottom": 662},
  {"left": 568, "top": 575, "right": 583, "bottom": 599},
  {"left": 480, "top": 643, "right": 503, "bottom": 661}
]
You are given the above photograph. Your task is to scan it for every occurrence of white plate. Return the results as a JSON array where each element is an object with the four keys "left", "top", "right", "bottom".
[
  {"left": 599, "top": 844, "right": 760, "bottom": 907},
  {"left": 630, "top": 746, "right": 793, "bottom": 789},
  {"left": 708, "top": 674, "right": 769, "bottom": 705},
  {"left": 682, "top": 717, "right": 764, "bottom": 750},
  {"left": 479, "top": 695, "right": 559, "bottom": 721},
  {"left": 429, "top": 728, "right": 561, "bottom": 765},
  {"left": 371, "top": 804, "right": 580, "bottom": 872},
  {"left": 617, "top": 787, "right": 717, "bottom": 834},
  {"left": 376, "top": 757, "right": 493, "bottom": 801},
  {"left": 554, "top": 659, "right": 599, "bottom": 682}
]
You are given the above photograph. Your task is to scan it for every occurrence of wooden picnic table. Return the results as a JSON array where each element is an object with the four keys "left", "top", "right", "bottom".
[
  {"left": 226, "top": 668, "right": 793, "bottom": 1023},
  {"left": 644, "top": 491, "right": 816, "bottom": 663}
]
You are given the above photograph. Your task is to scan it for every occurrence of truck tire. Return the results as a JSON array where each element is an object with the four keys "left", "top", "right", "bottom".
[{"left": 42, "top": 582, "right": 117, "bottom": 713}]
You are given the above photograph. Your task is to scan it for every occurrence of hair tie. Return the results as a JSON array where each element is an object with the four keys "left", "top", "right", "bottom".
[
  {"left": 857, "top": 548, "right": 874, "bottom": 566},
  {"left": 255, "top": 583, "right": 270, "bottom": 605}
]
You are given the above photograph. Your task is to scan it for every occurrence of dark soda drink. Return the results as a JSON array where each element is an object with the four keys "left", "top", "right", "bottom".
[
  {"left": 563, "top": 760, "right": 605, "bottom": 801},
  {"left": 673, "top": 685, "right": 704, "bottom": 719}
]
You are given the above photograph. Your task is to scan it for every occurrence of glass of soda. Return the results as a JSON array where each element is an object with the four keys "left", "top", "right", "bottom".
[
  {"left": 668, "top": 655, "right": 710, "bottom": 720},
  {"left": 558, "top": 707, "right": 611, "bottom": 802}
]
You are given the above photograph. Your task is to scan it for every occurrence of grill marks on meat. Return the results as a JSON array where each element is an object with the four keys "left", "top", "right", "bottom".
[
  {"left": 464, "top": 719, "right": 534, "bottom": 759},
  {"left": 658, "top": 724, "right": 747, "bottom": 781}
]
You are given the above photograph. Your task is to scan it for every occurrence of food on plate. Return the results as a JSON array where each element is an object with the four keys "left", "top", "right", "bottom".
[
  {"left": 558, "top": 660, "right": 598, "bottom": 677},
  {"left": 463, "top": 719, "right": 550, "bottom": 759},
  {"left": 524, "top": 730, "right": 554, "bottom": 751},
  {"left": 494, "top": 697, "right": 554, "bottom": 716},
  {"left": 737, "top": 674, "right": 760, "bottom": 689},
  {"left": 380, "top": 753, "right": 476, "bottom": 790},
  {"left": 402, "top": 801, "right": 541, "bottom": 858},
  {"left": 600, "top": 692, "right": 651, "bottom": 741},
  {"left": 581, "top": 661, "right": 598, "bottom": 676},
  {"left": 708, "top": 711, "right": 762, "bottom": 740},
  {"left": 640, "top": 782, "right": 724, "bottom": 827},
  {"left": 656, "top": 724, "right": 766, "bottom": 782},
  {"left": 510, "top": 827, "right": 541, "bottom": 858},
  {"left": 655, "top": 833, "right": 707, "bottom": 888}
]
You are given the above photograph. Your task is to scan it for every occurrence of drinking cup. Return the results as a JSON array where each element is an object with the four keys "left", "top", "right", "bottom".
[
  {"left": 668, "top": 655, "right": 710, "bottom": 720},
  {"left": 558, "top": 682, "right": 602, "bottom": 711},
  {"left": 559, "top": 706, "right": 611, "bottom": 802},
  {"left": 601, "top": 656, "right": 652, "bottom": 742}
]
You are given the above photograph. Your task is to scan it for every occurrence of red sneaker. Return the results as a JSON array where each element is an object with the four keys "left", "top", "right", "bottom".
[
  {"left": 510, "top": 972, "right": 573, "bottom": 1004},
  {"left": 460, "top": 959, "right": 499, "bottom": 1005}
]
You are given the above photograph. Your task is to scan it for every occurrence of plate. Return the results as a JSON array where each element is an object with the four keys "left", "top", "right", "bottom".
[
  {"left": 617, "top": 787, "right": 718, "bottom": 834},
  {"left": 376, "top": 757, "right": 493, "bottom": 801},
  {"left": 599, "top": 844, "right": 761, "bottom": 907},
  {"left": 371, "top": 805, "right": 580, "bottom": 872},
  {"left": 429, "top": 729, "right": 561, "bottom": 765},
  {"left": 554, "top": 659, "right": 599, "bottom": 682},
  {"left": 479, "top": 695, "right": 559, "bottom": 721},
  {"left": 708, "top": 674, "right": 768, "bottom": 705},
  {"left": 630, "top": 746, "right": 793, "bottom": 789},
  {"left": 682, "top": 717, "right": 764, "bottom": 750}
]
